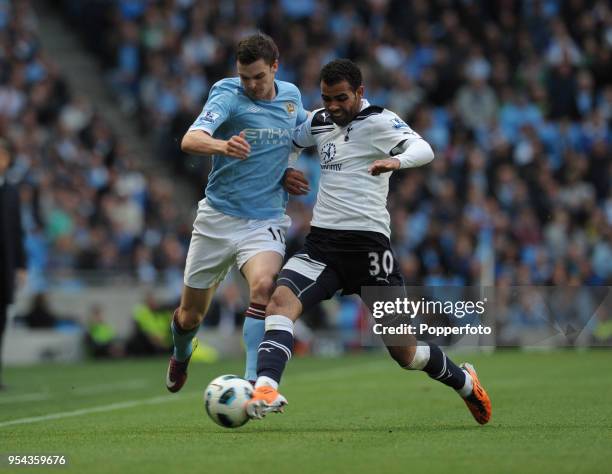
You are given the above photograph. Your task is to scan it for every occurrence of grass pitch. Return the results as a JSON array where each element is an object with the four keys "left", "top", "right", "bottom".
[{"left": 1, "top": 350, "right": 611, "bottom": 474}]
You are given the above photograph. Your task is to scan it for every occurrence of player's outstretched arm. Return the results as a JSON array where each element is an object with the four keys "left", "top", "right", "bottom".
[
  {"left": 181, "top": 130, "right": 251, "bottom": 159},
  {"left": 369, "top": 139, "right": 434, "bottom": 176}
]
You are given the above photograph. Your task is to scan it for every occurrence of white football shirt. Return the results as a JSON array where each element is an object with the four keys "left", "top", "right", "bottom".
[{"left": 293, "top": 99, "right": 429, "bottom": 237}]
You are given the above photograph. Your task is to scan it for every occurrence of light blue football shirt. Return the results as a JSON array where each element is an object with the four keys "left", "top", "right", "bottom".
[{"left": 189, "top": 77, "right": 308, "bottom": 219}]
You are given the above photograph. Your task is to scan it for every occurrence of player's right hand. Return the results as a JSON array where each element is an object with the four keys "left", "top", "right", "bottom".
[
  {"left": 225, "top": 131, "right": 251, "bottom": 159},
  {"left": 283, "top": 168, "right": 310, "bottom": 195},
  {"left": 368, "top": 158, "right": 401, "bottom": 176}
]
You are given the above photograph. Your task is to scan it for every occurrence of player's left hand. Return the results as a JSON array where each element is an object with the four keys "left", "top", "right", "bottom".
[
  {"left": 368, "top": 158, "right": 401, "bottom": 176},
  {"left": 283, "top": 168, "right": 310, "bottom": 195}
]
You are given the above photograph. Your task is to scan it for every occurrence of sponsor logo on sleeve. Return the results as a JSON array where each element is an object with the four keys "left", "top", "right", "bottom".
[
  {"left": 197, "top": 111, "right": 220, "bottom": 125},
  {"left": 390, "top": 117, "right": 408, "bottom": 129}
]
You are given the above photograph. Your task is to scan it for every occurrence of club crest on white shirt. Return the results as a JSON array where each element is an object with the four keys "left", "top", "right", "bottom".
[{"left": 321, "top": 142, "right": 336, "bottom": 164}]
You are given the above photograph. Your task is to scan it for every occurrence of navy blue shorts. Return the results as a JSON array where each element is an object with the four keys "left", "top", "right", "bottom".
[{"left": 277, "top": 227, "right": 404, "bottom": 311}]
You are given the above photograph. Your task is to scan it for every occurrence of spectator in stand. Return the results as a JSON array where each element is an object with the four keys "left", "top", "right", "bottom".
[
  {"left": 85, "top": 303, "right": 125, "bottom": 358},
  {"left": 126, "top": 292, "right": 173, "bottom": 356}
]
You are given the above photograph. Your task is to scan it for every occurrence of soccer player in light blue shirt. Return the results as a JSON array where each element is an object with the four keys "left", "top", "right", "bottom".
[{"left": 166, "top": 33, "right": 309, "bottom": 392}]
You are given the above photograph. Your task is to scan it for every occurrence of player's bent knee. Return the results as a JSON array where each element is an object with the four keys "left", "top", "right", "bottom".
[
  {"left": 177, "top": 306, "right": 204, "bottom": 330},
  {"left": 249, "top": 275, "right": 276, "bottom": 302}
]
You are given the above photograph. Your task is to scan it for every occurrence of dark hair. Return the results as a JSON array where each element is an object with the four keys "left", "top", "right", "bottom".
[
  {"left": 320, "top": 59, "right": 363, "bottom": 91},
  {"left": 236, "top": 33, "right": 279, "bottom": 66}
]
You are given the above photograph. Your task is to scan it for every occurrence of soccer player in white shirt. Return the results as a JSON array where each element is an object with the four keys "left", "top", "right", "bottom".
[{"left": 246, "top": 59, "right": 491, "bottom": 425}]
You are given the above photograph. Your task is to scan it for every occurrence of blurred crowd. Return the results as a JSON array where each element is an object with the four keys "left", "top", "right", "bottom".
[
  {"left": 1, "top": 0, "right": 611, "bottom": 340},
  {"left": 61, "top": 0, "right": 611, "bottom": 289},
  {"left": 0, "top": 0, "right": 192, "bottom": 298}
]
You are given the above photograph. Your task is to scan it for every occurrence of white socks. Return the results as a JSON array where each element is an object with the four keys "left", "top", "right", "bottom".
[
  {"left": 255, "top": 376, "right": 279, "bottom": 390},
  {"left": 457, "top": 370, "right": 474, "bottom": 398}
]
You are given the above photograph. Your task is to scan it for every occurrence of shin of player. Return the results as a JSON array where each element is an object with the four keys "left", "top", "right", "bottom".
[
  {"left": 254, "top": 288, "right": 301, "bottom": 390},
  {"left": 245, "top": 287, "right": 299, "bottom": 418}
]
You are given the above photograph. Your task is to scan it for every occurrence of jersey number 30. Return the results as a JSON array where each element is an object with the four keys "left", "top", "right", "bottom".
[{"left": 368, "top": 250, "right": 393, "bottom": 276}]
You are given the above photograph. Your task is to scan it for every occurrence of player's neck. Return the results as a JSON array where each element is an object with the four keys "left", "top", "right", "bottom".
[
  {"left": 261, "top": 81, "right": 278, "bottom": 101},
  {"left": 345, "top": 100, "right": 368, "bottom": 124}
]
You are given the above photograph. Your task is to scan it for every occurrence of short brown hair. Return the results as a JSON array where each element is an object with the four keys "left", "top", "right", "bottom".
[{"left": 236, "top": 33, "right": 279, "bottom": 66}]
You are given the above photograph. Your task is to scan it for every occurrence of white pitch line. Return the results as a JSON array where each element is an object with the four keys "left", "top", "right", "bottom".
[
  {"left": 0, "top": 393, "right": 52, "bottom": 404},
  {"left": 0, "top": 380, "right": 151, "bottom": 404},
  {"left": 0, "top": 358, "right": 392, "bottom": 428},
  {"left": 0, "top": 394, "right": 186, "bottom": 428}
]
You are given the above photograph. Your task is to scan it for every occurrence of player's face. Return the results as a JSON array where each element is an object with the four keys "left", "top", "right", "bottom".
[
  {"left": 321, "top": 80, "right": 364, "bottom": 126},
  {"left": 237, "top": 59, "right": 278, "bottom": 101}
]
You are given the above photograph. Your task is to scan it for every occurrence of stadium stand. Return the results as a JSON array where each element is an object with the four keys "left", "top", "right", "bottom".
[
  {"left": 0, "top": 0, "right": 194, "bottom": 297},
  {"left": 58, "top": 0, "right": 610, "bottom": 288},
  {"left": 1, "top": 0, "right": 610, "bottom": 357}
]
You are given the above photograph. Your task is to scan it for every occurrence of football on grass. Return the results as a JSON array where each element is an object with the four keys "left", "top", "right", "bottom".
[{"left": 204, "top": 375, "right": 254, "bottom": 428}]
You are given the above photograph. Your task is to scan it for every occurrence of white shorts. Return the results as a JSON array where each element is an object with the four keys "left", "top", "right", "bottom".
[{"left": 184, "top": 199, "right": 291, "bottom": 289}]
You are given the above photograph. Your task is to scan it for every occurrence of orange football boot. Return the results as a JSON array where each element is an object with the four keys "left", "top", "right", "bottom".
[
  {"left": 246, "top": 385, "right": 288, "bottom": 419},
  {"left": 460, "top": 362, "right": 492, "bottom": 425}
]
